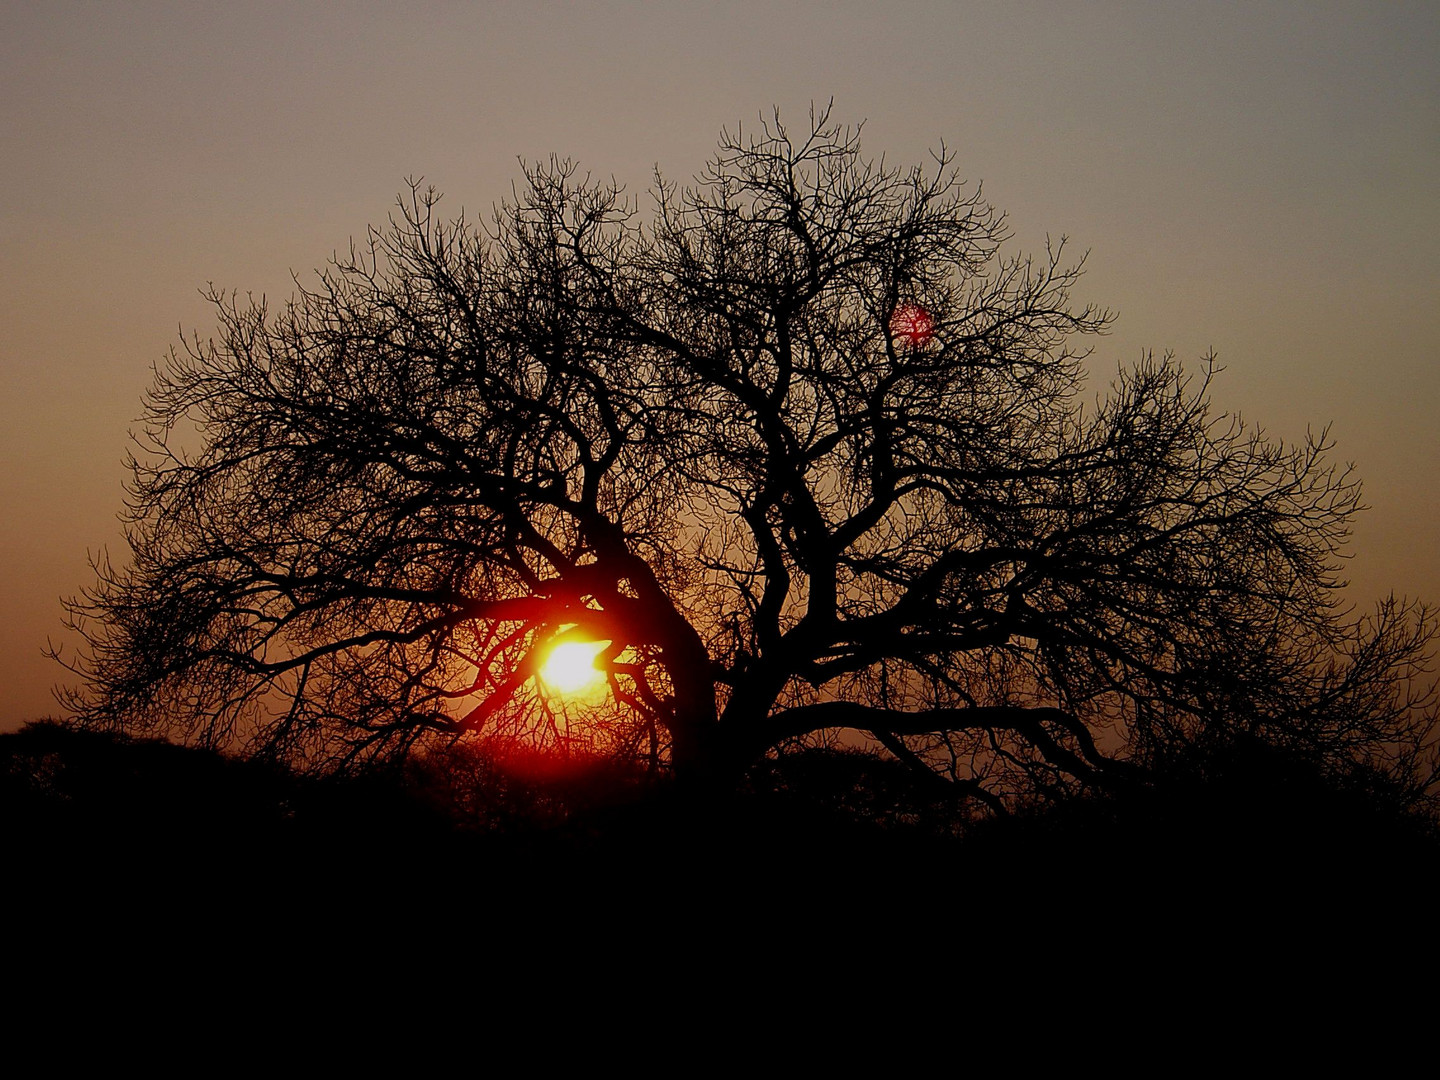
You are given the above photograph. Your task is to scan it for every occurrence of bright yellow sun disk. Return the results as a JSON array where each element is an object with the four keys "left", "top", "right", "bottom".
[{"left": 539, "top": 640, "right": 608, "bottom": 695}]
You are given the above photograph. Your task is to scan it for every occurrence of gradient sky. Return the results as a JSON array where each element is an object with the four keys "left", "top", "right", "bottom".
[{"left": 2, "top": 1, "right": 1436, "bottom": 731}]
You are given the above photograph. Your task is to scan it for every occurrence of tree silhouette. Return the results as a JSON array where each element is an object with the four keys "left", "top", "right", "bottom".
[{"left": 62, "top": 106, "right": 1437, "bottom": 811}]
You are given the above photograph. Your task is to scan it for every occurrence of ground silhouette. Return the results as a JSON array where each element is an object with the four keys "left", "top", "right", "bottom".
[{"left": 9, "top": 719, "right": 1434, "bottom": 910}]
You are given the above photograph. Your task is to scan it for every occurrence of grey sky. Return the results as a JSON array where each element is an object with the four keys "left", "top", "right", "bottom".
[{"left": 2, "top": 1, "right": 1436, "bottom": 728}]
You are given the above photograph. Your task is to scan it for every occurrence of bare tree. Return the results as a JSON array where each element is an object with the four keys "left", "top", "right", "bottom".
[{"left": 61, "top": 105, "right": 1437, "bottom": 811}]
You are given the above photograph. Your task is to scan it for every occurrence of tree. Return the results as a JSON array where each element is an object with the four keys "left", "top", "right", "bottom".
[{"left": 61, "top": 106, "right": 1437, "bottom": 812}]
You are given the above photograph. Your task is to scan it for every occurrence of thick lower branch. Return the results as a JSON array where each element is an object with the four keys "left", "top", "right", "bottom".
[{"left": 747, "top": 701, "right": 1139, "bottom": 785}]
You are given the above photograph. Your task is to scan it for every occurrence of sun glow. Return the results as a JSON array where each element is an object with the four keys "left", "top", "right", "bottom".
[{"left": 538, "top": 639, "right": 609, "bottom": 697}]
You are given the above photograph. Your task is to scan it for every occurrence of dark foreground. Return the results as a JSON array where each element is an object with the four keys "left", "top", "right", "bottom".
[
  {"left": 8, "top": 720, "right": 1435, "bottom": 908},
  {"left": 9, "top": 721, "right": 1433, "bottom": 1051},
  {"left": 9, "top": 722, "right": 1439, "bottom": 1018}
]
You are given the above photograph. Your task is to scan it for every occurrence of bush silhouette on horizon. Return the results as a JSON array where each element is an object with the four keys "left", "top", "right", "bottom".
[{"left": 8, "top": 718, "right": 1435, "bottom": 897}]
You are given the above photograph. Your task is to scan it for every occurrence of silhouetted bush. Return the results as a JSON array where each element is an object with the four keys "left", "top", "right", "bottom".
[{"left": 9, "top": 716, "right": 1433, "bottom": 917}]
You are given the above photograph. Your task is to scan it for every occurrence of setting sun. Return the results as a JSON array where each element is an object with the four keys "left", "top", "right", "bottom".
[{"left": 538, "top": 639, "right": 609, "bottom": 696}]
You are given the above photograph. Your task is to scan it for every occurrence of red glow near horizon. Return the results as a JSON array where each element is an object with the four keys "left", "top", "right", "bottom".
[{"left": 889, "top": 303, "right": 935, "bottom": 348}]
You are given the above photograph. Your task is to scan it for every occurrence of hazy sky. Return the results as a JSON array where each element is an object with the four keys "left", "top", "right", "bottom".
[{"left": 2, "top": 1, "right": 1436, "bottom": 730}]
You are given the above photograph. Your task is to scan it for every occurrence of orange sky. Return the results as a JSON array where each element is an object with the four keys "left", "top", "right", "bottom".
[{"left": 2, "top": 1, "right": 1436, "bottom": 731}]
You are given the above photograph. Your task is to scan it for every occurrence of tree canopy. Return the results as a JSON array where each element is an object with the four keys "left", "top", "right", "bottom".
[{"left": 63, "top": 106, "right": 1437, "bottom": 811}]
